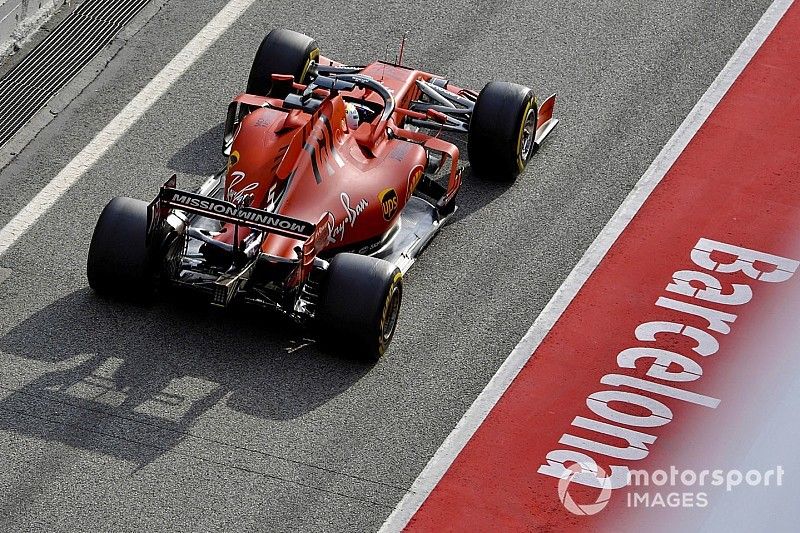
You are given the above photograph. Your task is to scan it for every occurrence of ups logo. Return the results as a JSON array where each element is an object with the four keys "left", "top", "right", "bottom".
[{"left": 379, "top": 188, "right": 399, "bottom": 221}]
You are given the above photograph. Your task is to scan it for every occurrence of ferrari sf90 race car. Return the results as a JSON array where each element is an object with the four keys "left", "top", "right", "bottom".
[{"left": 87, "top": 29, "right": 558, "bottom": 361}]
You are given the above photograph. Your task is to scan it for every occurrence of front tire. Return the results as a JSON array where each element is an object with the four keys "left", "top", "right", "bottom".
[
  {"left": 317, "top": 253, "right": 403, "bottom": 362},
  {"left": 87, "top": 197, "right": 156, "bottom": 300},
  {"left": 468, "top": 81, "right": 537, "bottom": 182},
  {"left": 247, "top": 29, "right": 319, "bottom": 98}
]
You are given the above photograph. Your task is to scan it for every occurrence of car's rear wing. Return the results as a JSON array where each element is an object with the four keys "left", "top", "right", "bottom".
[
  {"left": 148, "top": 176, "right": 331, "bottom": 290},
  {"left": 147, "top": 175, "right": 315, "bottom": 242}
]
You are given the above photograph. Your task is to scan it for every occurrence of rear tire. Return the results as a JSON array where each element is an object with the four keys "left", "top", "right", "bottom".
[
  {"left": 317, "top": 253, "right": 403, "bottom": 362},
  {"left": 468, "top": 81, "right": 536, "bottom": 182},
  {"left": 87, "top": 197, "right": 157, "bottom": 301},
  {"left": 247, "top": 29, "right": 319, "bottom": 98}
]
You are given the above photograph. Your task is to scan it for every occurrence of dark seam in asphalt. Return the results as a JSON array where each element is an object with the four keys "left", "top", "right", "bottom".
[
  {"left": 0, "top": 403, "right": 401, "bottom": 508},
  {"left": 0, "top": 383, "right": 412, "bottom": 494}
]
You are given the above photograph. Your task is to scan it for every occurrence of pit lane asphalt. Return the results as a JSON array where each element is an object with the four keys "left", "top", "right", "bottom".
[{"left": 0, "top": 0, "right": 773, "bottom": 531}]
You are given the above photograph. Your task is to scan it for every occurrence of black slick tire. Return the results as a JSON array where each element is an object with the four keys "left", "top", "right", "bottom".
[
  {"left": 246, "top": 29, "right": 319, "bottom": 98},
  {"left": 87, "top": 197, "right": 157, "bottom": 301},
  {"left": 317, "top": 253, "right": 403, "bottom": 362},
  {"left": 468, "top": 81, "right": 536, "bottom": 182}
]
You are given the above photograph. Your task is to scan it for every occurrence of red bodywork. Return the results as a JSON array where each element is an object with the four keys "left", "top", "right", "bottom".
[{"left": 216, "top": 62, "right": 463, "bottom": 272}]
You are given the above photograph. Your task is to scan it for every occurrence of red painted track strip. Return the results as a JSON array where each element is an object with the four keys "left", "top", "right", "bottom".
[{"left": 405, "top": 3, "right": 800, "bottom": 531}]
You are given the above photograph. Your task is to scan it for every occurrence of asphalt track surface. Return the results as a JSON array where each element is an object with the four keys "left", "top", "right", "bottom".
[{"left": 0, "top": 0, "right": 774, "bottom": 531}]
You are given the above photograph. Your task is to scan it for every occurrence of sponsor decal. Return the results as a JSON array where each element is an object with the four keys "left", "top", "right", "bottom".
[
  {"left": 407, "top": 166, "right": 424, "bottom": 200},
  {"left": 162, "top": 189, "right": 313, "bottom": 237},
  {"left": 227, "top": 150, "right": 240, "bottom": 172},
  {"left": 326, "top": 192, "right": 368, "bottom": 243},
  {"left": 255, "top": 114, "right": 274, "bottom": 128},
  {"left": 264, "top": 182, "right": 278, "bottom": 207},
  {"left": 227, "top": 170, "right": 259, "bottom": 205},
  {"left": 379, "top": 188, "right": 399, "bottom": 221},
  {"left": 355, "top": 240, "right": 383, "bottom": 255}
]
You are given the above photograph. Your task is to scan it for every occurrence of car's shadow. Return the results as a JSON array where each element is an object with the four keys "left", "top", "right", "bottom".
[
  {"left": 433, "top": 133, "right": 513, "bottom": 222},
  {"left": 167, "top": 122, "right": 226, "bottom": 178},
  {"left": 0, "top": 123, "right": 517, "bottom": 467},
  {"left": 450, "top": 165, "right": 514, "bottom": 222},
  {"left": 0, "top": 289, "right": 370, "bottom": 466}
]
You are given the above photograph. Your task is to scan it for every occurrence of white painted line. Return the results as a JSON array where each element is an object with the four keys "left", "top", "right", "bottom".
[
  {"left": 0, "top": 0, "right": 259, "bottom": 257},
  {"left": 379, "top": 0, "right": 794, "bottom": 530}
]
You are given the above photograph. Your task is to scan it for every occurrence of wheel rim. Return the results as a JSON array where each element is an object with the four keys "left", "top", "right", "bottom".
[
  {"left": 520, "top": 108, "right": 537, "bottom": 162},
  {"left": 299, "top": 48, "right": 320, "bottom": 84},
  {"left": 382, "top": 285, "right": 401, "bottom": 342}
]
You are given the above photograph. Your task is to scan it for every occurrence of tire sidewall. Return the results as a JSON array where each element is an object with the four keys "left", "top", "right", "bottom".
[
  {"left": 468, "top": 81, "right": 535, "bottom": 181},
  {"left": 247, "top": 29, "right": 319, "bottom": 97},
  {"left": 87, "top": 197, "right": 157, "bottom": 300},
  {"left": 318, "top": 254, "right": 403, "bottom": 362}
]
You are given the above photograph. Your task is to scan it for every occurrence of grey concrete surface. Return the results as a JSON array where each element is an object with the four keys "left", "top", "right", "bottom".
[
  {"left": 0, "top": 0, "right": 774, "bottom": 531},
  {"left": 0, "top": 0, "right": 62, "bottom": 57}
]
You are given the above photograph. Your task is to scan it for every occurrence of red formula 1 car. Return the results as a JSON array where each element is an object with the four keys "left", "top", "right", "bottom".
[{"left": 87, "top": 29, "right": 558, "bottom": 361}]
